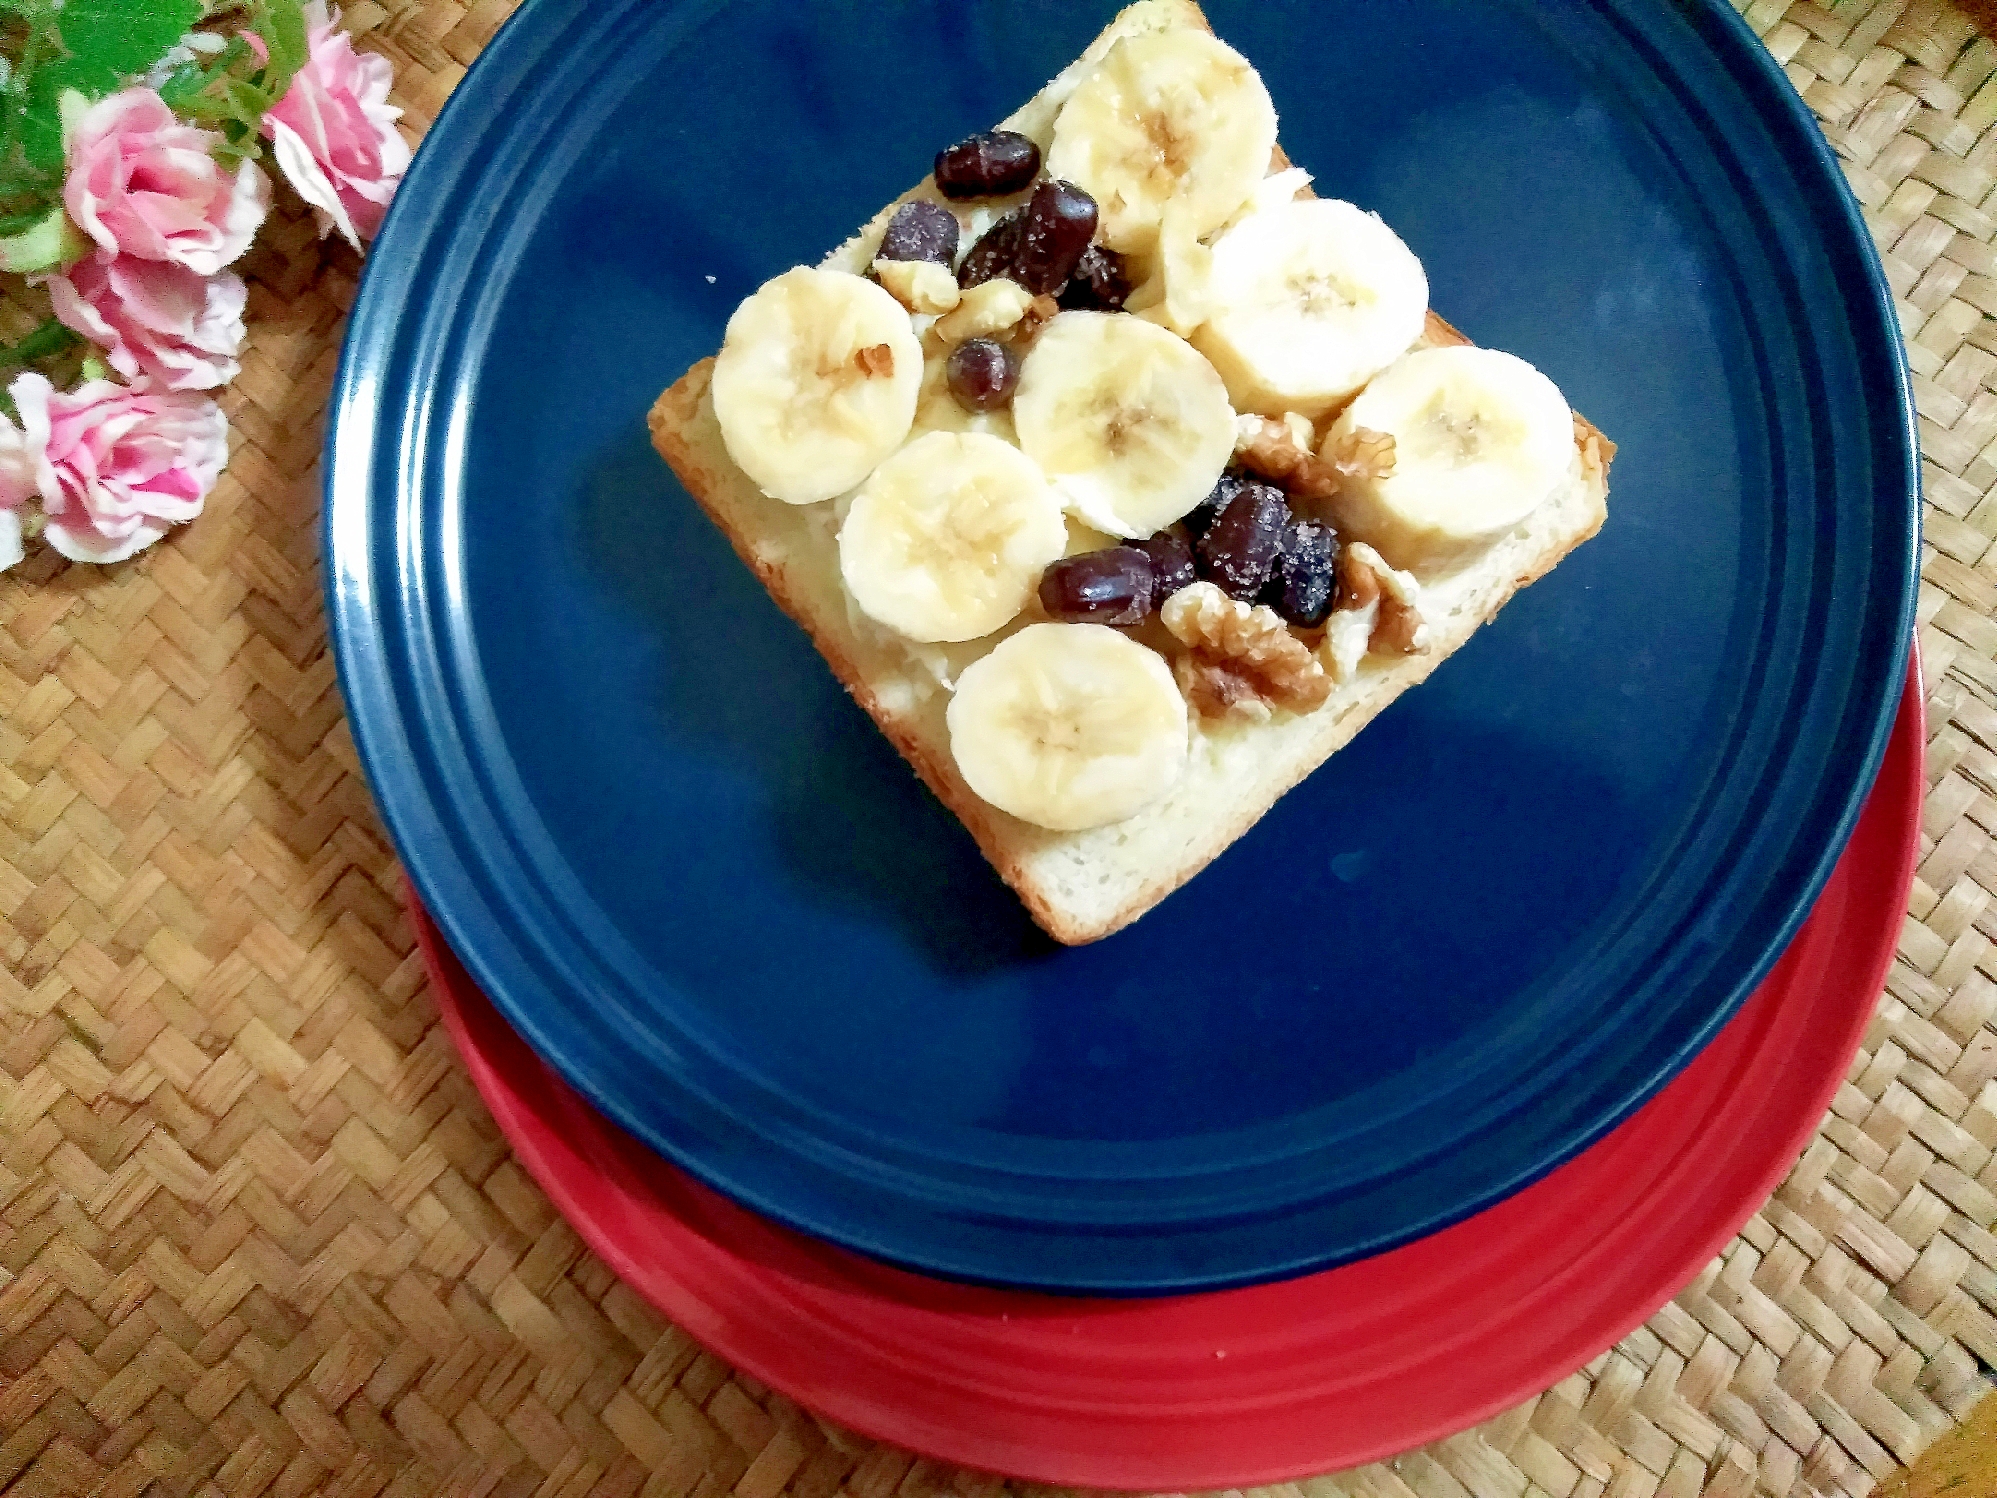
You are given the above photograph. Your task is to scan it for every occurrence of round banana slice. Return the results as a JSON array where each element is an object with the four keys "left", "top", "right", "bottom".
[
  {"left": 1012, "top": 311, "right": 1237, "bottom": 539},
  {"left": 711, "top": 266, "right": 922, "bottom": 505},
  {"left": 1191, "top": 198, "right": 1429, "bottom": 419},
  {"left": 1045, "top": 29, "right": 1278, "bottom": 253},
  {"left": 838, "top": 431, "right": 1067, "bottom": 643},
  {"left": 947, "top": 623, "right": 1188, "bottom": 832},
  {"left": 1323, "top": 345, "right": 1575, "bottom": 576}
]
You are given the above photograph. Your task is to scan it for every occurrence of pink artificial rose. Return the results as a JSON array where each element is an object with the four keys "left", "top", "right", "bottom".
[
  {"left": 0, "top": 379, "right": 39, "bottom": 570},
  {"left": 263, "top": 2, "right": 411, "bottom": 248},
  {"left": 0, "top": 443, "right": 27, "bottom": 571},
  {"left": 65, "top": 88, "right": 271, "bottom": 275},
  {"left": 48, "top": 253, "right": 248, "bottom": 391},
  {"left": 0, "top": 374, "right": 229, "bottom": 564}
]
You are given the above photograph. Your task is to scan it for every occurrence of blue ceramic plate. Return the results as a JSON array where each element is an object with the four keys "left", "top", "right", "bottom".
[{"left": 327, "top": 0, "right": 1917, "bottom": 1294}]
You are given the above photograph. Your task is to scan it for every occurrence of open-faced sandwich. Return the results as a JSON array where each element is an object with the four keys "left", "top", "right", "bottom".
[{"left": 649, "top": 0, "right": 1615, "bottom": 944}]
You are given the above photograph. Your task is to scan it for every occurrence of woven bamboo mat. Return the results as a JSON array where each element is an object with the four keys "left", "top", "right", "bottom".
[{"left": 2, "top": 1, "right": 1993, "bottom": 1494}]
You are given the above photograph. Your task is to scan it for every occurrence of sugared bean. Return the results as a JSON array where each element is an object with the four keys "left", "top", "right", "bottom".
[
  {"left": 1015, "top": 180, "right": 1098, "bottom": 294},
  {"left": 1197, "top": 483, "right": 1288, "bottom": 600},
  {"left": 1057, "top": 245, "right": 1132, "bottom": 312},
  {"left": 1039, "top": 547, "right": 1156, "bottom": 626},
  {"left": 957, "top": 208, "right": 1025, "bottom": 289},
  {"left": 946, "top": 338, "right": 1020, "bottom": 412},
  {"left": 1134, "top": 530, "right": 1195, "bottom": 600},
  {"left": 1262, "top": 520, "right": 1337, "bottom": 628},
  {"left": 1183, "top": 474, "right": 1244, "bottom": 542},
  {"left": 934, "top": 131, "right": 1042, "bottom": 200},
  {"left": 878, "top": 200, "right": 959, "bottom": 264}
]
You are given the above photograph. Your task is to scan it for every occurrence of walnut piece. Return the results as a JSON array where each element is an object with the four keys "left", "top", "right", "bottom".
[
  {"left": 1011, "top": 292, "right": 1062, "bottom": 347},
  {"left": 1176, "top": 656, "right": 1276, "bottom": 724},
  {"left": 853, "top": 343, "right": 895, "bottom": 378},
  {"left": 874, "top": 257, "right": 961, "bottom": 315},
  {"left": 934, "top": 277, "right": 1035, "bottom": 344},
  {"left": 1161, "top": 581, "right": 1330, "bottom": 721},
  {"left": 1233, "top": 414, "right": 1397, "bottom": 507},
  {"left": 1323, "top": 424, "right": 1396, "bottom": 486},
  {"left": 1318, "top": 543, "right": 1429, "bottom": 681},
  {"left": 1234, "top": 413, "right": 1341, "bottom": 503}
]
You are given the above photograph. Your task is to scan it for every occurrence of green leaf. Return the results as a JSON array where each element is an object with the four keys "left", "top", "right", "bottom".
[
  {"left": 20, "top": 0, "right": 206, "bottom": 169},
  {"left": 0, "top": 319, "right": 82, "bottom": 374},
  {"left": 0, "top": 204, "right": 83, "bottom": 272},
  {"left": 148, "top": 7, "right": 303, "bottom": 160},
  {"left": 157, "top": 38, "right": 250, "bottom": 112},
  {"left": 250, "top": 0, "right": 309, "bottom": 103}
]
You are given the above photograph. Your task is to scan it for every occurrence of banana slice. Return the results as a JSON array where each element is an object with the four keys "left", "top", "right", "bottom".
[
  {"left": 1191, "top": 198, "right": 1428, "bottom": 419},
  {"left": 711, "top": 266, "right": 922, "bottom": 505},
  {"left": 948, "top": 622, "right": 1188, "bottom": 831},
  {"left": 1322, "top": 345, "right": 1576, "bottom": 575},
  {"left": 1125, "top": 200, "right": 1214, "bottom": 338},
  {"left": 839, "top": 431, "right": 1067, "bottom": 643},
  {"left": 1012, "top": 311, "right": 1236, "bottom": 539},
  {"left": 1045, "top": 29, "right": 1277, "bottom": 253}
]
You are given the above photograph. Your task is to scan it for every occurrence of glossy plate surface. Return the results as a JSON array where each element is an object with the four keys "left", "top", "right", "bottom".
[
  {"left": 329, "top": 0, "right": 1918, "bottom": 1292},
  {"left": 415, "top": 667, "right": 1923, "bottom": 1487}
]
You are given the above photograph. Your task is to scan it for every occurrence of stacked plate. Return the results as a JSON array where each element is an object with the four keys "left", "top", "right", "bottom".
[{"left": 325, "top": 0, "right": 1923, "bottom": 1484}]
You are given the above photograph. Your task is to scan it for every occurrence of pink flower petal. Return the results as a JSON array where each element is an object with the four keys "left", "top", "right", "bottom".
[
  {"left": 6, "top": 372, "right": 226, "bottom": 564},
  {"left": 65, "top": 88, "right": 271, "bottom": 272},
  {"left": 43, "top": 514, "right": 170, "bottom": 564},
  {"left": 49, "top": 253, "right": 247, "bottom": 391},
  {"left": 263, "top": 11, "right": 407, "bottom": 247}
]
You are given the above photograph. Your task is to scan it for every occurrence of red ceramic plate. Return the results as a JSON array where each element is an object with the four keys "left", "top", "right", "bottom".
[{"left": 414, "top": 666, "right": 1922, "bottom": 1491}]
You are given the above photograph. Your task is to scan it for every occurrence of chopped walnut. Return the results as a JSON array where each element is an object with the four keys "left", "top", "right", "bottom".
[
  {"left": 1176, "top": 656, "right": 1277, "bottom": 724},
  {"left": 1161, "top": 581, "right": 1330, "bottom": 721},
  {"left": 874, "top": 257, "right": 961, "bottom": 315},
  {"left": 853, "top": 343, "right": 895, "bottom": 377},
  {"left": 1318, "top": 543, "right": 1429, "bottom": 681},
  {"left": 1234, "top": 414, "right": 1342, "bottom": 503},
  {"left": 1322, "top": 424, "right": 1396, "bottom": 486},
  {"left": 1232, "top": 414, "right": 1398, "bottom": 509},
  {"left": 1009, "top": 292, "right": 1062, "bottom": 349},
  {"left": 934, "top": 277, "right": 1035, "bottom": 344},
  {"left": 1573, "top": 410, "right": 1616, "bottom": 488}
]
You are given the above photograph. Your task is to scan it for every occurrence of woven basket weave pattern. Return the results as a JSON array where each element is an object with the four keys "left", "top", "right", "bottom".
[{"left": 0, "top": 2, "right": 1989, "bottom": 1495}]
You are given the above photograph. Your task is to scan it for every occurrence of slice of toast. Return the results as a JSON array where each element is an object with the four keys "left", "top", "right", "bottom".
[{"left": 650, "top": 0, "right": 1612, "bottom": 944}]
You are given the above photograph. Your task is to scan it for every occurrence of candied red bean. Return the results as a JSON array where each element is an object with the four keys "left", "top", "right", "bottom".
[
  {"left": 877, "top": 200, "right": 959, "bottom": 264},
  {"left": 946, "top": 338, "right": 1019, "bottom": 412},
  {"left": 1038, "top": 547, "right": 1156, "bottom": 626},
  {"left": 934, "top": 131, "right": 1041, "bottom": 200},
  {"left": 1183, "top": 474, "right": 1245, "bottom": 542},
  {"left": 1197, "top": 483, "right": 1288, "bottom": 600},
  {"left": 1262, "top": 520, "right": 1338, "bottom": 628},
  {"left": 1015, "top": 180, "right": 1098, "bottom": 294},
  {"left": 957, "top": 208, "right": 1025, "bottom": 288},
  {"left": 1134, "top": 530, "right": 1195, "bottom": 600},
  {"left": 1057, "top": 244, "right": 1133, "bottom": 311}
]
